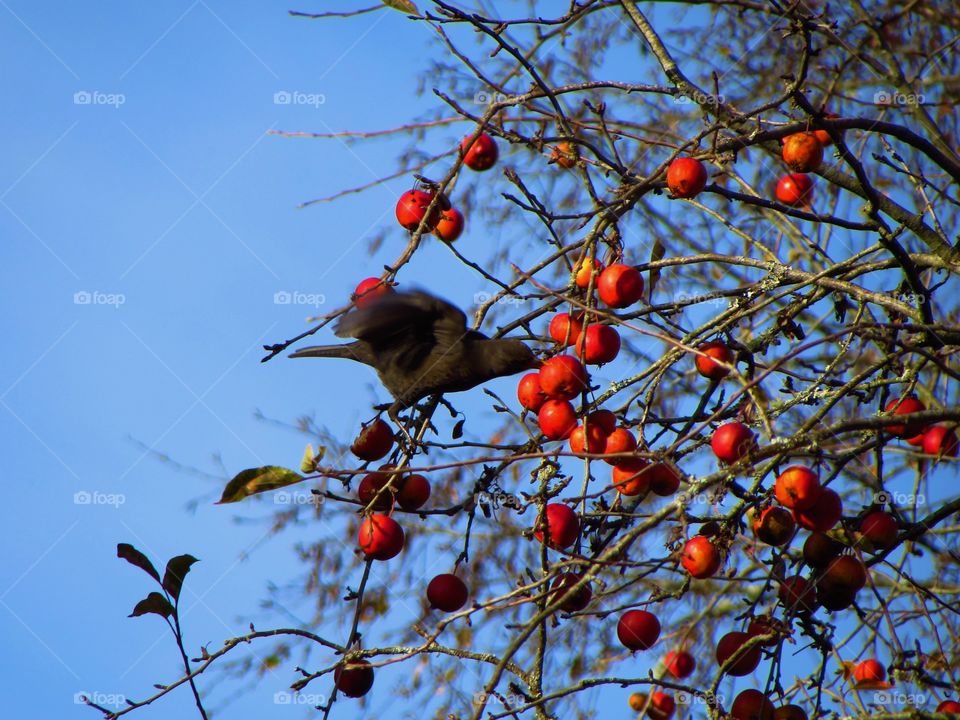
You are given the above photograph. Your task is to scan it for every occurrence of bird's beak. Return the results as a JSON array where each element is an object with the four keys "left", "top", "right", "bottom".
[{"left": 528, "top": 357, "right": 544, "bottom": 370}]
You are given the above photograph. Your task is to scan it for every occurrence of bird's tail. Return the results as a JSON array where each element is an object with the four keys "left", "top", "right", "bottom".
[{"left": 289, "top": 341, "right": 374, "bottom": 366}]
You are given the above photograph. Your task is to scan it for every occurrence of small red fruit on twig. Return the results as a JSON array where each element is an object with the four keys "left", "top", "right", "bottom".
[
  {"left": 666, "top": 157, "right": 707, "bottom": 198},
  {"left": 681, "top": 535, "right": 722, "bottom": 578},
  {"left": 517, "top": 372, "right": 548, "bottom": 412},
  {"left": 782, "top": 132, "right": 824, "bottom": 172},
  {"left": 358, "top": 514, "right": 405, "bottom": 560},
  {"left": 534, "top": 503, "right": 580, "bottom": 549},
  {"left": 351, "top": 419, "right": 394, "bottom": 461},
  {"left": 395, "top": 189, "right": 441, "bottom": 231},
  {"left": 334, "top": 659, "right": 374, "bottom": 698},
  {"left": 711, "top": 422, "right": 756, "bottom": 464},
  {"left": 538, "top": 399, "right": 578, "bottom": 440},
  {"left": 427, "top": 573, "right": 468, "bottom": 612},
  {"left": 434, "top": 207, "right": 464, "bottom": 242},
  {"left": 352, "top": 277, "right": 393, "bottom": 308},
  {"left": 597, "top": 263, "right": 644, "bottom": 308},
  {"left": 617, "top": 609, "right": 661, "bottom": 650},
  {"left": 716, "top": 631, "right": 762, "bottom": 676},
  {"left": 775, "top": 173, "right": 813, "bottom": 207},
  {"left": 461, "top": 132, "right": 498, "bottom": 171},
  {"left": 695, "top": 340, "right": 735, "bottom": 380}
]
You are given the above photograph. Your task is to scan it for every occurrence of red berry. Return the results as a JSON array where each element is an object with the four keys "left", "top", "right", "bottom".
[
  {"left": 538, "top": 355, "right": 589, "bottom": 401},
  {"left": 681, "top": 535, "right": 722, "bottom": 578},
  {"left": 551, "top": 572, "right": 592, "bottom": 612},
  {"left": 695, "top": 340, "right": 735, "bottom": 380},
  {"left": 853, "top": 658, "right": 886, "bottom": 683},
  {"left": 396, "top": 474, "right": 430, "bottom": 511},
  {"left": 922, "top": 425, "right": 958, "bottom": 458},
  {"left": 649, "top": 462, "right": 682, "bottom": 496},
  {"left": 351, "top": 419, "right": 394, "bottom": 461},
  {"left": 549, "top": 312, "right": 583, "bottom": 347},
  {"left": 533, "top": 503, "right": 580, "bottom": 549},
  {"left": 775, "top": 466, "right": 821, "bottom": 510},
  {"left": 666, "top": 157, "right": 708, "bottom": 199},
  {"left": 604, "top": 427, "right": 638, "bottom": 464},
  {"left": 936, "top": 701, "right": 960, "bottom": 714},
  {"left": 793, "top": 487, "right": 842, "bottom": 532},
  {"left": 752, "top": 506, "right": 796, "bottom": 546},
  {"left": 711, "top": 422, "right": 756, "bottom": 464},
  {"left": 730, "top": 689, "right": 775, "bottom": 720},
  {"left": 587, "top": 409, "right": 617, "bottom": 435},
  {"left": 617, "top": 609, "right": 661, "bottom": 651},
  {"left": 334, "top": 659, "right": 374, "bottom": 698},
  {"left": 434, "top": 207, "right": 464, "bottom": 242},
  {"left": 575, "top": 324, "right": 621, "bottom": 364},
  {"left": 395, "top": 189, "right": 441, "bottom": 231},
  {"left": 883, "top": 395, "right": 927, "bottom": 437},
  {"left": 779, "top": 575, "right": 816, "bottom": 612},
  {"left": 597, "top": 263, "right": 644, "bottom": 308},
  {"left": 782, "top": 132, "right": 824, "bottom": 173},
  {"left": 357, "top": 514, "right": 405, "bottom": 560},
  {"left": 537, "top": 399, "right": 578, "bottom": 440},
  {"left": 716, "top": 631, "right": 761, "bottom": 676},
  {"left": 352, "top": 277, "right": 393, "bottom": 309},
  {"left": 568, "top": 422, "right": 609, "bottom": 455},
  {"left": 613, "top": 459, "right": 651, "bottom": 496},
  {"left": 461, "top": 132, "right": 498, "bottom": 171},
  {"left": 426, "top": 573, "right": 468, "bottom": 612},
  {"left": 775, "top": 173, "right": 813, "bottom": 207},
  {"left": 575, "top": 257, "right": 603, "bottom": 288},
  {"left": 357, "top": 471, "right": 394, "bottom": 512},
  {"left": 664, "top": 649, "right": 695, "bottom": 679},
  {"left": 859, "top": 510, "right": 897, "bottom": 549},
  {"left": 517, "top": 372, "right": 548, "bottom": 412}
]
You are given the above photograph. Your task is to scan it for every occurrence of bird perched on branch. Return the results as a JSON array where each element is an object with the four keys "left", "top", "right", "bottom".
[{"left": 290, "top": 290, "right": 540, "bottom": 415}]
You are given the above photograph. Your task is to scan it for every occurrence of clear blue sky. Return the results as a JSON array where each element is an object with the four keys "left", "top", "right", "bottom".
[
  {"left": 2, "top": 3, "right": 953, "bottom": 719},
  {"left": 0, "top": 3, "right": 463, "bottom": 717}
]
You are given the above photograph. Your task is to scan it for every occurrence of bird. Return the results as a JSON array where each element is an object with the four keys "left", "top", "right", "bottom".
[{"left": 289, "top": 289, "right": 540, "bottom": 414}]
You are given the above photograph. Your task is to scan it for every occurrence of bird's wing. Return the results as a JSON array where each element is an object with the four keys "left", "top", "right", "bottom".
[{"left": 334, "top": 290, "right": 470, "bottom": 374}]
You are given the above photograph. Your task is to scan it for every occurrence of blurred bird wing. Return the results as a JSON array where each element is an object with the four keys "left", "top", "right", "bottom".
[{"left": 334, "top": 290, "right": 470, "bottom": 373}]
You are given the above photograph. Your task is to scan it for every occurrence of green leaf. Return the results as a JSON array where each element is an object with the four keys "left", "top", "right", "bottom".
[
  {"left": 162, "top": 554, "right": 199, "bottom": 601},
  {"left": 216, "top": 466, "right": 305, "bottom": 504},
  {"left": 382, "top": 0, "right": 419, "bottom": 14},
  {"left": 129, "top": 592, "right": 174, "bottom": 619},
  {"left": 117, "top": 543, "right": 161, "bottom": 584}
]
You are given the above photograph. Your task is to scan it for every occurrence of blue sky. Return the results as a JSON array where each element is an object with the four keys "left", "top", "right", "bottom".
[
  {"left": 0, "top": 3, "right": 461, "bottom": 717},
  {"left": 2, "top": 3, "right": 956, "bottom": 719}
]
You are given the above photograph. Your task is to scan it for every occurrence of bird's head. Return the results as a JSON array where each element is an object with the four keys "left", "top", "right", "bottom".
[{"left": 493, "top": 339, "right": 542, "bottom": 376}]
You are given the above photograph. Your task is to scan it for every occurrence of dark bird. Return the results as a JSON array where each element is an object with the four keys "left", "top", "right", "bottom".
[{"left": 289, "top": 290, "right": 540, "bottom": 413}]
